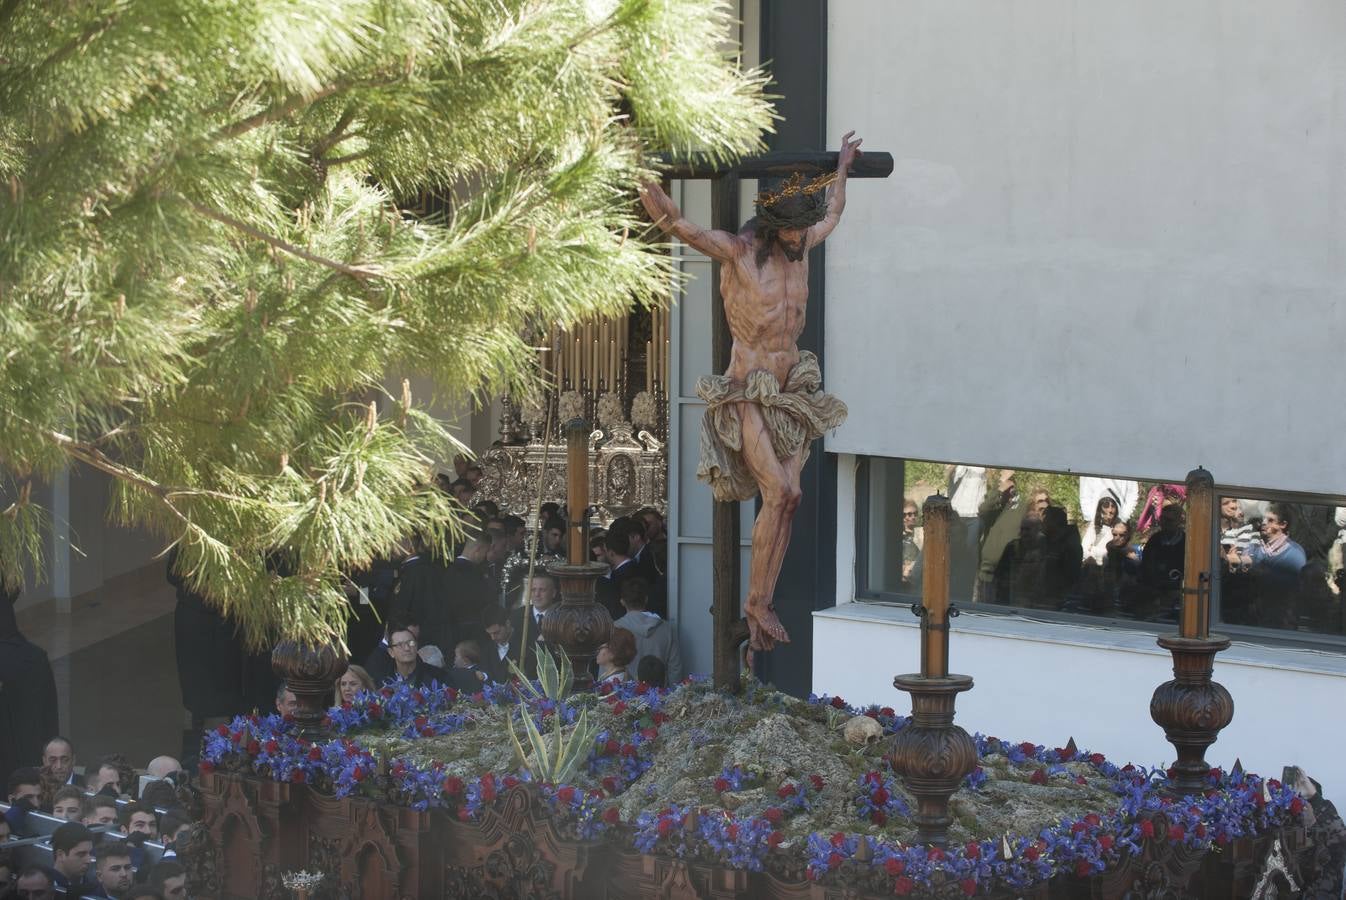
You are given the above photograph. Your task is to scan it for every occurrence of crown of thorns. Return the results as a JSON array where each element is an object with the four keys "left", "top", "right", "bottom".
[{"left": 754, "top": 171, "right": 837, "bottom": 208}]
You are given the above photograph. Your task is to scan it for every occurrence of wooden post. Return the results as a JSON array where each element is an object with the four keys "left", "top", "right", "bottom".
[
  {"left": 919, "top": 495, "right": 952, "bottom": 678},
  {"left": 565, "top": 419, "right": 589, "bottom": 563},
  {"left": 710, "top": 174, "right": 747, "bottom": 692},
  {"left": 1180, "top": 467, "right": 1214, "bottom": 638}
]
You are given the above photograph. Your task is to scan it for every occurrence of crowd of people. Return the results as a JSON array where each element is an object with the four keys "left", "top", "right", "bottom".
[
  {"left": 1, "top": 736, "right": 194, "bottom": 898},
  {"left": 351, "top": 488, "right": 683, "bottom": 697},
  {"left": 897, "top": 467, "right": 1346, "bottom": 635}
]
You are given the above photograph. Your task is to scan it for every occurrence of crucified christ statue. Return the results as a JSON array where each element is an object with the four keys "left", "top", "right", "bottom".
[{"left": 639, "top": 131, "right": 863, "bottom": 651}]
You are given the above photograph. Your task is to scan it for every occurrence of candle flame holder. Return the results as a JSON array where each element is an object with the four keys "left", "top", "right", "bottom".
[
  {"left": 889, "top": 494, "right": 977, "bottom": 847},
  {"left": 1150, "top": 467, "right": 1234, "bottom": 794}
]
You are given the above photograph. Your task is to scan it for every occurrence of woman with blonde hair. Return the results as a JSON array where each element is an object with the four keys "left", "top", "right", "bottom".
[{"left": 334, "top": 664, "right": 376, "bottom": 706}]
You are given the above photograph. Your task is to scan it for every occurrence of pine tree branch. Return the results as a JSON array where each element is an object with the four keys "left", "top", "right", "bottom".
[
  {"left": 178, "top": 197, "right": 384, "bottom": 280},
  {"left": 326, "top": 150, "right": 372, "bottom": 167},
  {"left": 0, "top": 0, "right": 24, "bottom": 32},
  {"left": 311, "top": 107, "right": 358, "bottom": 157},
  {"left": 36, "top": 10, "right": 121, "bottom": 73}
]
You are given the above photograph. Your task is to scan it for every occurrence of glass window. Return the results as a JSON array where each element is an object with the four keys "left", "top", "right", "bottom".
[{"left": 856, "top": 457, "right": 1346, "bottom": 643}]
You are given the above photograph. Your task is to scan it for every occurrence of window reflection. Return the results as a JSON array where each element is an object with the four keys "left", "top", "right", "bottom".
[{"left": 859, "top": 458, "right": 1346, "bottom": 639}]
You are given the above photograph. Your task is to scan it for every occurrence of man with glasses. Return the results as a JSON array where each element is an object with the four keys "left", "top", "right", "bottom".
[{"left": 384, "top": 619, "right": 449, "bottom": 688}]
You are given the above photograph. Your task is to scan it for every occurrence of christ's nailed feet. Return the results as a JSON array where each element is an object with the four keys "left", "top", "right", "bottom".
[{"left": 745, "top": 599, "right": 791, "bottom": 651}]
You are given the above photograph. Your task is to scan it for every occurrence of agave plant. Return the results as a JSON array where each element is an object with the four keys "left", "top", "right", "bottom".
[
  {"left": 507, "top": 701, "right": 601, "bottom": 785},
  {"left": 509, "top": 646, "right": 574, "bottom": 704}
]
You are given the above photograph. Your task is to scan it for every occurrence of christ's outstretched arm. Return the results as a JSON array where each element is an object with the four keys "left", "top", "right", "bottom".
[
  {"left": 639, "top": 180, "right": 744, "bottom": 263},
  {"left": 806, "top": 131, "right": 863, "bottom": 248}
]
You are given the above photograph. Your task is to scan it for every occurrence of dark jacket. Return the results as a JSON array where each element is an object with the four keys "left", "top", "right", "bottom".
[
  {"left": 597, "top": 558, "right": 640, "bottom": 620},
  {"left": 506, "top": 605, "right": 552, "bottom": 679},
  {"left": 0, "top": 590, "right": 59, "bottom": 784},
  {"left": 388, "top": 660, "right": 450, "bottom": 690}
]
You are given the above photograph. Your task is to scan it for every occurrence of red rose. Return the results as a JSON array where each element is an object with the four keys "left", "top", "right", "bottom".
[
  {"left": 1099, "top": 835, "right": 1114, "bottom": 851},
  {"left": 1089, "top": 753, "right": 1106, "bottom": 765},
  {"left": 809, "top": 774, "right": 825, "bottom": 791},
  {"left": 1074, "top": 859, "right": 1092, "bottom": 879},
  {"left": 445, "top": 687, "right": 458, "bottom": 701},
  {"left": 880, "top": 707, "right": 895, "bottom": 718},
  {"left": 1169, "top": 824, "right": 1185, "bottom": 841},
  {"left": 927, "top": 847, "right": 945, "bottom": 862},
  {"left": 392, "top": 761, "right": 406, "bottom": 777},
  {"left": 603, "top": 807, "right": 620, "bottom": 824},
  {"left": 264, "top": 740, "right": 279, "bottom": 754},
  {"left": 1255, "top": 791, "right": 1266, "bottom": 809},
  {"left": 777, "top": 784, "right": 797, "bottom": 799},
  {"left": 471, "top": 692, "right": 485, "bottom": 704},
  {"left": 457, "top": 808, "right": 470, "bottom": 821},
  {"left": 1075, "top": 776, "right": 1088, "bottom": 785},
  {"left": 865, "top": 709, "right": 879, "bottom": 719},
  {"left": 764, "top": 807, "right": 783, "bottom": 825},
  {"left": 653, "top": 712, "right": 670, "bottom": 724},
  {"left": 872, "top": 787, "right": 890, "bottom": 805},
  {"left": 960, "top": 878, "right": 977, "bottom": 896},
  {"left": 246, "top": 740, "right": 261, "bottom": 755},
  {"left": 964, "top": 841, "right": 980, "bottom": 859},
  {"left": 612, "top": 701, "right": 627, "bottom": 715},
  {"left": 828, "top": 851, "right": 844, "bottom": 868},
  {"left": 503, "top": 775, "right": 520, "bottom": 790},
  {"left": 1084, "top": 813, "right": 1101, "bottom": 827},
  {"left": 640, "top": 727, "right": 658, "bottom": 741},
  {"left": 714, "top": 778, "right": 730, "bottom": 793},
  {"left": 1195, "top": 824, "right": 1207, "bottom": 838},
  {"left": 621, "top": 743, "right": 637, "bottom": 758},
  {"left": 307, "top": 746, "right": 322, "bottom": 761},
  {"left": 885, "top": 858, "right": 905, "bottom": 876},
  {"left": 198, "top": 761, "right": 215, "bottom": 774},
  {"left": 290, "top": 769, "right": 306, "bottom": 783},
  {"left": 415, "top": 716, "right": 428, "bottom": 728},
  {"left": 870, "top": 810, "right": 886, "bottom": 825},
  {"left": 230, "top": 731, "right": 243, "bottom": 744},
  {"left": 368, "top": 703, "right": 383, "bottom": 718},
  {"left": 1024, "top": 844, "right": 1040, "bottom": 862},
  {"left": 444, "top": 776, "right": 464, "bottom": 796},
  {"left": 727, "top": 823, "right": 739, "bottom": 840},
  {"left": 1140, "top": 820, "right": 1155, "bottom": 839},
  {"left": 1056, "top": 745, "right": 1075, "bottom": 761},
  {"left": 830, "top": 831, "right": 846, "bottom": 848},
  {"left": 1290, "top": 796, "right": 1305, "bottom": 816},
  {"left": 1019, "top": 742, "right": 1037, "bottom": 756},
  {"left": 657, "top": 818, "right": 674, "bottom": 838},
  {"left": 894, "top": 875, "right": 914, "bottom": 895},
  {"left": 1029, "top": 768, "right": 1047, "bottom": 785},
  {"left": 830, "top": 696, "right": 846, "bottom": 709},
  {"left": 215, "top": 724, "right": 229, "bottom": 736},
  {"left": 557, "top": 786, "right": 576, "bottom": 804},
  {"left": 604, "top": 739, "right": 619, "bottom": 755},
  {"left": 1071, "top": 821, "right": 1086, "bottom": 834},
  {"left": 1208, "top": 767, "right": 1222, "bottom": 780},
  {"left": 767, "top": 830, "right": 784, "bottom": 848},
  {"left": 352, "top": 767, "right": 365, "bottom": 782},
  {"left": 602, "top": 776, "right": 619, "bottom": 794}
]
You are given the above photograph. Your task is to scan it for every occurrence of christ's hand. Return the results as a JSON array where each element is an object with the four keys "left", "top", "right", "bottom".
[{"left": 838, "top": 131, "right": 863, "bottom": 172}]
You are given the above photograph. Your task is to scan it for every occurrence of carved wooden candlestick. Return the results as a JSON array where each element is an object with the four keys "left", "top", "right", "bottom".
[
  {"left": 541, "top": 417, "right": 611, "bottom": 692},
  {"left": 271, "top": 640, "right": 347, "bottom": 739},
  {"left": 1150, "top": 467, "right": 1234, "bottom": 794},
  {"left": 888, "top": 495, "right": 978, "bottom": 847}
]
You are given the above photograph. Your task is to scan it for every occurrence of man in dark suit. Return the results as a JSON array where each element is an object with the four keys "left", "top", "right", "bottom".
[
  {"left": 626, "top": 518, "right": 666, "bottom": 618},
  {"left": 508, "top": 572, "right": 560, "bottom": 679},
  {"left": 389, "top": 536, "right": 456, "bottom": 658},
  {"left": 442, "top": 526, "right": 497, "bottom": 655},
  {"left": 0, "top": 582, "right": 59, "bottom": 788},
  {"left": 597, "top": 517, "right": 641, "bottom": 620}
]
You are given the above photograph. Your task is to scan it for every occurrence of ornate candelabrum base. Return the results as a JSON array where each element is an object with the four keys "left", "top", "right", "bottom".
[
  {"left": 272, "top": 641, "right": 347, "bottom": 739},
  {"left": 1150, "top": 634, "right": 1235, "bottom": 795},
  {"left": 889, "top": 673, "right": 978, "bottom": 847},
  {"left": 542, "top": 561, "right": 613, "bottom": 692}
]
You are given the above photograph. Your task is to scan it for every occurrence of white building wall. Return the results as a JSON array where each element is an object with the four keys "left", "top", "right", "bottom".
[
  {"left": 823, "top": 0, "right": 1346, "bottom": 495},
  {"left": 815, "top": 3, "right": 1346, "bottom": 807}
]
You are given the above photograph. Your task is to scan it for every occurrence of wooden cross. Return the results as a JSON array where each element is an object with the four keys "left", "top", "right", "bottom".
[{"left": 657, "top": 149, "right": 893, "bottom": 691}]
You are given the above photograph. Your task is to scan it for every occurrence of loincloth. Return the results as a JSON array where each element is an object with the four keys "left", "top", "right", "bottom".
[{"left": 695, "top": 351, "right": 848, "bottom": 502}]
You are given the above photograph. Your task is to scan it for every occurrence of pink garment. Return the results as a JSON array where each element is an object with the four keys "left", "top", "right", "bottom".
[{"left": 1136, "top": 484, "right": 1187, "bottom": 533}]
